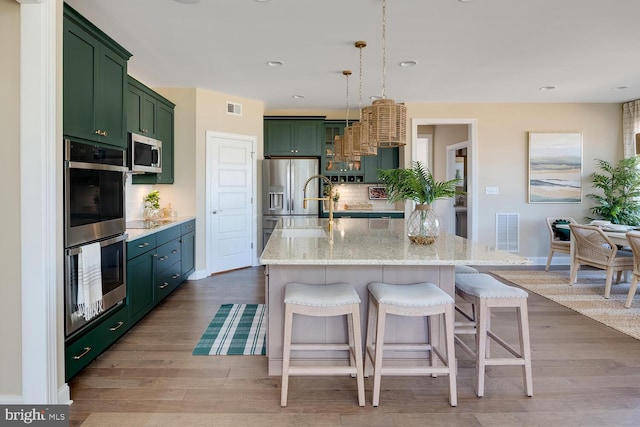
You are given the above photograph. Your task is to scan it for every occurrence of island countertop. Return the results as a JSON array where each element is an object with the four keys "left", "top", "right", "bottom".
[{"left": 259, "top": 217, "right": 530, "bottom": 266}]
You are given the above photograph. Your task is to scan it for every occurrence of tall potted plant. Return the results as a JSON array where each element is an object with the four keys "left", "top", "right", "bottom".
[
  {"left": 587, "top": 157, "right": 640, "bottom": 225},
  {"left": 378, "top": 161, "right": 462, "bottom": 244}
]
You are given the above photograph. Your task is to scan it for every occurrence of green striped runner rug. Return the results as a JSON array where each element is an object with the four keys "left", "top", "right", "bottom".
[{"left": 193, "top": 304, "right": 266, "bottom": 355}]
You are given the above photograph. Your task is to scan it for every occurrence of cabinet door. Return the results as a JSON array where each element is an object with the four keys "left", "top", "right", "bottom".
[
  {"left": 63, "top": 19, "right": 99, "bottom": 142},
  {"left": 132, "top": 100, "right": 174, "bottom": 184},
  {"left": 293, "top": 120, "right": 322, "bottom": 156},
  {"left": 96, "top": 48, "right": 127, "bottom": 148},
  {"left": 364, "top": 147, "right": 399, "bottom": 183},
  {"left": 127, "top": 85, "right": 143, "bottom": 134},
  {"left": 265, "top": 121, "right": 294, "bottom": 156},
  {"left": 181, "top": 230, "right": 195, "bottom": 278},
  {"left": 127, "top": 251, "right": 156, "bottom": 324}
]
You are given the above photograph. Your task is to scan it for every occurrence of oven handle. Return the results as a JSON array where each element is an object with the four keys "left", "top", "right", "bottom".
[
  {"left": 66, "top": 160, "right": 129, "bottom": 173},
  {"left": 66, "top": 233, "right": 128, "bottom": 256}
]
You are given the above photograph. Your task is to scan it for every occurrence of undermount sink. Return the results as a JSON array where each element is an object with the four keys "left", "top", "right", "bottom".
[{"left": 280, "top": 228, "right": 328, "bottom": 238}]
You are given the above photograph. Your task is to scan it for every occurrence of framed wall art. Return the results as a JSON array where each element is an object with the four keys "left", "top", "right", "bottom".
[
  {"left": 368, "top": 186, "right": 388, "bottom": 200},
  {"left": 528, "top": 132, "right": 582, "bottom": 203}
]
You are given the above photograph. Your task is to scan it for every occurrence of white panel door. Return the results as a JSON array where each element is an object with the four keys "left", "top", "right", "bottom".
[{"left": 207, "top": 134, "right": 253, "bottom": 273}]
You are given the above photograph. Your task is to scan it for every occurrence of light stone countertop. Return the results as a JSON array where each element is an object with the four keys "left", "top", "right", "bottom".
[
  {"left": 125, "top": 216, "right": 195, "bottom": 241},
  {"left": 259, "top": 217, "right": 531, "bottom": 266}
]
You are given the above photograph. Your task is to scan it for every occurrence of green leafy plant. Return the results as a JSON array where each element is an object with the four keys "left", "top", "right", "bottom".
[
  {"left": 377, "top": 161, "right": 463, "bottom": 205},
  {"left": 332, "top": 190, "right": 340, "bottom": 203},
  {"left": 587, "top": 157, "right": 640, "bottom": 225},
  {"left": 144, "top": 190, "right": 160, "bottom": 209},
  {"left": 323, "top": 185, "right": 340, "bottom": 202}
]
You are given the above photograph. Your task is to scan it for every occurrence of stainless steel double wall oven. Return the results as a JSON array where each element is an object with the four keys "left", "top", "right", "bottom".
[{"left": 64, "top": 139, "right": 128, "bottom": 338}]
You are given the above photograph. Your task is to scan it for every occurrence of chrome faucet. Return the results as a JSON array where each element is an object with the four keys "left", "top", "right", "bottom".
[{"left": 303, "top": 174, "right": 334, "bottom": 232}]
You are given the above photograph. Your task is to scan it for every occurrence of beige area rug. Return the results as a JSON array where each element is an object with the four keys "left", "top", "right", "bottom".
[{"left": 489, "top": 269, "right": 640, "bottom": 341}]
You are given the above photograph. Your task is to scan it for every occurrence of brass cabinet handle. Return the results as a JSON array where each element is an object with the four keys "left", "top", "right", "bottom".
[
  {"left": 73, "top": 347, "right": 92, "bottom": 360},
  {"left": 109, "top": 321, "right": 125, "bottom": 332},
  {"left": 138, "top": 242, "right": 150, "bottom": 248},
  {"left": 159, "top": 255, "right": 169, "bottom": 261},
  {"left": 159, "top": 282, "right": 169, "bottom": 289},
  {"left": 93, "top": 129, "right": 108, "bottom": 136}
]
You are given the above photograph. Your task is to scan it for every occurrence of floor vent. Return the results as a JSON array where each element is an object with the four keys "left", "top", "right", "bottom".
[
  {"left": 496, "top": 213, "right": 519, "bottom": 252},
  {"left": 226, "top": 101, "right": 242, "bottom": 116}
]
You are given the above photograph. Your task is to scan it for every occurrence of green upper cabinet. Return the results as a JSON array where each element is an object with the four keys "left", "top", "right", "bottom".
[
  {"left": 127, "top": 85, "right": 157, "bottom": 137},
  {"left": 363, "top": 147, "right": 399, "bottom": 183},
  {"left": 129, "top": 77, "right": 176, "bottom": 185},
  {"left": 264, "top": 117, "right": 324, "bottom": 156},
  {"left": 63, "top": 4, "right": 131, "bottom": 149}
]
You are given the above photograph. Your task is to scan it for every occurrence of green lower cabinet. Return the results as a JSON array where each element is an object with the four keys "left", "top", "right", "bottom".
[
  {"left": 127, "top": 249, "right": 156, "bottom": 324},
  {"left": 181, "top": 230, "right": 195, "bottom": 278},
  {"left": 156, "top": 261, "right": 182, "bottom": 301},
  {"left": 65, "top": 302, "right": 129, "bottom": 381}
]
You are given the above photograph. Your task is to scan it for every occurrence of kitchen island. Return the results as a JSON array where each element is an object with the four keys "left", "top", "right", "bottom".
[{"left": 259, "top": 217, "right": 530, "bottom": 375}]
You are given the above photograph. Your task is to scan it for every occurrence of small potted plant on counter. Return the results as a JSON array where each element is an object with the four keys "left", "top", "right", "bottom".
[
  {"left": 332, "top": 190, "right": 340, "bottom": 210},
  {"left": 143, "top": 190, "right": 162, "bottom": 220},
  {"left": 378, "top": 161, "right": 462, "bottom": 244}
]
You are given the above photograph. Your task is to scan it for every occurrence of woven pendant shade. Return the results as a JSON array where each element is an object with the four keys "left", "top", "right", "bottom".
[
  {"left": 334, "top": 135, "right": 345, "bottom": 162},
  {"left": 350, "top": 121, "right": 377, "bottom": 156},
  {"left": 367, "top": 99, "right": 406, "bottom": 148}
]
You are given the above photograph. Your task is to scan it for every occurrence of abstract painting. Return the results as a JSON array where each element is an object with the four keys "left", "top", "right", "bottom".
[{"left": 528, "top": 132, "right": 582, "bottom": 203}]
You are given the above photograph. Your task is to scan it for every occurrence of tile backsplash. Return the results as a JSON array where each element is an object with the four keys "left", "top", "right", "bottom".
[
  {"left": 125, "top": 178, "right": 153, "bottom": 220},
  {"left": 330, "top": 184, "right": 402, "bottom": 211}
]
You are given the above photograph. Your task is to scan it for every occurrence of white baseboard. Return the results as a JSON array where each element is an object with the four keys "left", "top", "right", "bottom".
[
  {"left": 527, "top": 255, "right": 570, "bottom": 267},
  {"left": 187, "top": 269, "right": 210, "bottom": 281},
  {"left": 58, "top": 383, "right": 71, "bottom": 405},
  {"left": 0, "top": 394, "right": 22, "bottom": 404}
]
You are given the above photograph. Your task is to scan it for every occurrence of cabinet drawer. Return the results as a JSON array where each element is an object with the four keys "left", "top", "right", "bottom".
[
  {"left": 127, "top": 234, "right": 157, "bottom": 259},
  {"left": 156, "top": 261, "right": 182, "bottom": 301},
  {"left": 65, "top": 302, "right": 128, "bottom": 380},
  {"left": 156, "top": 238, "right": 180, "bottom": 274},
  {"left": 181, "top": 219, "right": 195, "bottom": 235},
  {"left": 156, "top": 225, "right": 181, "bottom": 245}
]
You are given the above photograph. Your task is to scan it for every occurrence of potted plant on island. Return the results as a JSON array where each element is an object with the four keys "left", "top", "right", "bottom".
[
  {"left": 587, "top": 157, "right": 640, "bottom": 226},
  {"left": 378, "top": 161, "right": 462, "bottom": 244}
]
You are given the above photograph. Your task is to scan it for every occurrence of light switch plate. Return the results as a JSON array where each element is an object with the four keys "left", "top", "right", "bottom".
[{"left": 486, "top": 186, "right": 499, "bottom": 195}]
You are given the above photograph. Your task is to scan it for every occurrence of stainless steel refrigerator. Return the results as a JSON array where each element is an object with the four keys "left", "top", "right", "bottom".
[{"left": 262, "top": 158, "right": 319, "bottom": 249}]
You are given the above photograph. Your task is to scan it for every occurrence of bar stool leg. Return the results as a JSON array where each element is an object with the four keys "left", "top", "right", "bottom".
[
  {"left": 444, "top": 303, "right": 458, "bottom": 407},
  {"left": 517, "top": 304, "right": 534, "bottom": 397},
  {"left": 372, "top": 302, "right": 387, "bottom": 408},
  {"left": 350, "top": 303, "right": 366, "bottom": 406},
  {"left": 428, "top": 314, "right": 438, "bottom": 377},
  {"left": 476, "top": 300, "right": 489, "bottom": 397},
  {"left": 364, "top": 294, "right": 377, "bottom": 377},
  {"left": 281, "top": 304, "right": 294, "bottom": 407}
]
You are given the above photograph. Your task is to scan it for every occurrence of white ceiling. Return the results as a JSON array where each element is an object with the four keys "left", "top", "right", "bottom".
[{"left": 65, "top": 0, "right": 640, "bottom": 111}]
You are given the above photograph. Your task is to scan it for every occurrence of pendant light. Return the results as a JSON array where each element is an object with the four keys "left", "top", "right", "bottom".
[
  {"left": 348, "top": 40, "right": 377, "bottom": 157},
  {"left": 365, "top": 0, "right": 407, "bottom": 148},
  {"left": 334, "top": 70, "right": 356, "bottom": 166}
]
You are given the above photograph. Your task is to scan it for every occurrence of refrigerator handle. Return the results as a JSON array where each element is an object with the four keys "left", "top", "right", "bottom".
[{"left": 269, "top": 192, "right": 284, "bottom": 210}]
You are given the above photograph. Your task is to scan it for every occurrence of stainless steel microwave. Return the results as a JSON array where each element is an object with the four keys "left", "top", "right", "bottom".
[{"left": 129, "top": 132, "right": 162, "bottom": 173}]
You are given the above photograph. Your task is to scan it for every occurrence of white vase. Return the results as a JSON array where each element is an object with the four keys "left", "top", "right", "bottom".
[{"left": 407, "top": 204, "right": 439, "bottom": 244}]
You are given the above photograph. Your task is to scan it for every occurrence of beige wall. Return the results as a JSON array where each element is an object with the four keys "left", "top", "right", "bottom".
[
  {"left": 432, "top": 124, "right": 468, "bottom": 181},
  {"left": 0, "top": 0, "right": 22, "bottom": 398},
  {"left": 153, "top": 87, "right": 265, "bottom": 273},
  {"left": 407, "top": 103, "right": 622, "bottom": 260}
]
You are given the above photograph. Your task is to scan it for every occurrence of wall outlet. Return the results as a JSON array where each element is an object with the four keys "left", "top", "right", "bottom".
[{"left": 486, "top": 186, "right": 499, "bottom": 195}]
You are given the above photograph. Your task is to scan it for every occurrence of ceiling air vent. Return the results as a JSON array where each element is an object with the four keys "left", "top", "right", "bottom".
[
  {"left": 496, "top": 213, "right": 519, "bottom": 252},
  {"left": 226, "top": 101, "right": 242, "bottom": 116}
]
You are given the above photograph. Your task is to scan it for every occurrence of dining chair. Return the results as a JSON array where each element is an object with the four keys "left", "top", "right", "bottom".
[
  {"left": 569, "top": 224, "right": 634, "bottom": 299},
  {"left": 623, "top": 232, "right": 640, "bottom": 308},
  {"left": 545, "top": 217, "right": 577, "bottom": 271}
]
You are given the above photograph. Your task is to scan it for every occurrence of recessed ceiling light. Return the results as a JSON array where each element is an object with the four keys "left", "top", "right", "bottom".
[
  {"left": 399, "top": 61, "right": 417, "bottom": 67},
  {"left": 458, "top": 0, "right": 474, "bottom": 3},
  {"left": 174, "top": 0, "right": 201, "bottom": 4},
  {"left": 255, "top": 0, "right": 272, "bottom": 2},
  {"left": 612, "top": 86, "right": 629, "bottom": 90},
  {"left": 292, "top": 95, "right": 305, "bottom": 100},
  {"left": 267, "top": 60, "right": 284, "bottom": 67},
  {"left": 539, "top": 86, "right": 557, "bottom": 91}
]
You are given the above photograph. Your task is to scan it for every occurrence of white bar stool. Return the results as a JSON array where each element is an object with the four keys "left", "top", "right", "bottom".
[
  {"left": 364, "top": 282, "right": 457, "bottom": 407},
  {"left": 281, "top": 282, "right": 365, "bottom": 407},
  {"left": 454, "top": 273, "right": 533, "bottom": 398}
]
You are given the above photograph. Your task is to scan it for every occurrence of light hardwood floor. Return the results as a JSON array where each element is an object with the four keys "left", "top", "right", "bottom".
[{"left": 69, "top": 266, "right": 640, "bottom": 426}]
